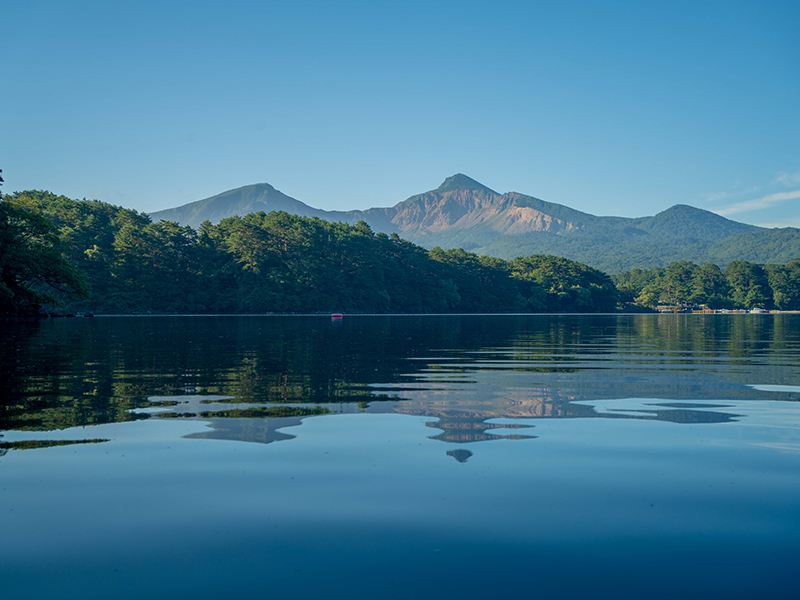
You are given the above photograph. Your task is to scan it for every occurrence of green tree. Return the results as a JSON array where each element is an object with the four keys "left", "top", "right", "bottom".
[
  {"left": 724, "top": 261, "right": 772, "bottom": 309},
  {"left": 430, "top": 247, "right": 524, "bottom": 312},
  {"left": 659, "top": 261, "right": 697, "bottom": 306},
  {"left": 765, "top": 260, "right": 800, "bottom": 310},
  {"left": 690, "top": 263, "right": 732, "bottom": 308},
  {"left": 510, "top": 255, "right": 617, "bottom": 312},
  {"left": 0, "top": 196, "right": 89, "bottom": 315}
]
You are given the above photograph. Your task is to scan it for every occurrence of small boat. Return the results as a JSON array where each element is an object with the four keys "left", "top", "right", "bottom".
[{"left": 331, "top": 313, "right": 343, "bottom": 320}]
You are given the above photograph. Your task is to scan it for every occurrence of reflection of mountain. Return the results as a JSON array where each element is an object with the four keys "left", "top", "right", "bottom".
[
  {"left": 173, "top": 383, "right": 742, "bottom": 447},
  {"left": 186, "top": 416, "right": 306, "bottom": 444},
  {"left": 424, "top": 418, "right": 534, "bottom": 443},
  {"left": 447, "top": 449, "right": 473, "bottom": 463},
  {"left": 392, "top": 386, "right": 588, "bottom": 418},
  {"left": 179, "top": 398, "right": 377, "bottom": 444},
  {"left": 388, "top": 386, "right": 577, "bottom": 443},
  {"left": 2, "top": 314, "right": 794, "bottom": 452},
  {"left": 390, "top": 386, "right": 740, "bottom": 443}
]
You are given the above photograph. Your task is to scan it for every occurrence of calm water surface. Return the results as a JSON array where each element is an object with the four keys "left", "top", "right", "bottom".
[{"left": 1, "top": 314, "right": 799, "bottom": 599}]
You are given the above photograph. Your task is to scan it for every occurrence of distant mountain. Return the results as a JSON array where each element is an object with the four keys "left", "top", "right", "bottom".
[
  {"left": 150, "top": 174, "right": 800, "bottom": 272},
  {"left": 150, "top": 183, "right": 368, "bottom": 230}
]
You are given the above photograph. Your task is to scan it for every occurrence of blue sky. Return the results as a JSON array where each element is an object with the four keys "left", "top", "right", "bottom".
[{"left": 3, "top": 0, "right": 799, "bottom": 226}]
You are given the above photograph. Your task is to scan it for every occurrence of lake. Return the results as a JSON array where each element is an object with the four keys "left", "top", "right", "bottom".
[{"left": 1, "top": 314, "right": 799, "bottom": 599}]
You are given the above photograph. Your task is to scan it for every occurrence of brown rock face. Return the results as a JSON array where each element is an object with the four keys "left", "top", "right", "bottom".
[{"left": 389, "top": 188, "right": 576, "bottom": 236}]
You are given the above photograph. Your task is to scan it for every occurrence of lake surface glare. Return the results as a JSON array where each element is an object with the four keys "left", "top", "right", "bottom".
[{"left": 1, "top": 314, "right": 799, "bottom": 599}]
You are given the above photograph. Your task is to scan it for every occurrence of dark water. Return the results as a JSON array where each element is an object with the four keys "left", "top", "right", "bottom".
[{"left": 1, "top": 314, "right": 799, "bottom": 598}]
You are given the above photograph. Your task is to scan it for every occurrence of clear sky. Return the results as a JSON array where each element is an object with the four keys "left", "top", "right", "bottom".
[{"left": 3, "top": 0, "right": 799, "bottom": 226}]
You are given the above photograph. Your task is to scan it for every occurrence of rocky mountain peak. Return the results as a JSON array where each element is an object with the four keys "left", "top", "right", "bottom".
[{"left": 434, "top": 174, "right": 498, "bottom": 195}]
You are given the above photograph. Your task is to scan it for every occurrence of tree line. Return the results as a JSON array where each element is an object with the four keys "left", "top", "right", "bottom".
[
  {"left": 3, "top": 190, "right": 798, "bottom": 316},
  {"left": 1, "top": 191, "right": 618, "bottom": 315},
  {"left": 614, "top": 259, "right": 800, "bottom": 310}
]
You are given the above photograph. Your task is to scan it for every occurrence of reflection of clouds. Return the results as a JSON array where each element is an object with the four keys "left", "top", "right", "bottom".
[
  {"left": 749, "top": 384, "right": 800, "bottom": 394},
  {"left": 752, "top": 443, "right": 800, "bottom": 453}
]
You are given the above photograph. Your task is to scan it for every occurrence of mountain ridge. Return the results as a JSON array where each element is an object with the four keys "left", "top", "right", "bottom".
[
  {"left": 152, "top": 183, "right": 366, "bottom": 229},
  {"left": 149, "top": 175, "right": 798, "bottom": 272}
]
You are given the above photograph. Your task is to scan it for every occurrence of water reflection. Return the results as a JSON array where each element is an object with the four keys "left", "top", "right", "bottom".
[
  {"left": 1, "top": 314, "right": 799, "bottom": 452},
  {"left": 446, "top": 449, "right": 473, "bottom": 463},
  {"left": 4, "top": 315, "right": 800, "bottom": 600}
]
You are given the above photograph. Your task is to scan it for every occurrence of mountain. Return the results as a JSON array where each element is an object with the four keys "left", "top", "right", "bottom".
[
  {"left": 150, "top": 183, "right": 369, "bottom": 230},
  {"left": 381, "top": 175, "right": 588, "bottom": 239},
  {"left": 149, "top": 174, "right": 800, "bottom": 272}
]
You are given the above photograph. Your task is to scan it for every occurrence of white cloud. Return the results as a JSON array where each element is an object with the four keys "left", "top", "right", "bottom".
[
  {"left": 775, "top": 169, "right": 800, "bottom": 187},
  {"left": 704, "top": 185, "right": 762, "bottom": 204},
  {"left": 741, "top": 185, "right": 764, "bottom": 195},
  {"left": 715, "top": 189, "right": 800, "bottom": 216},
  {"left": 755, "top": 217, "right": 800, "bottom": 228},
  {"left": 704, "top": 191, "right": 730, "bottom": 202}
]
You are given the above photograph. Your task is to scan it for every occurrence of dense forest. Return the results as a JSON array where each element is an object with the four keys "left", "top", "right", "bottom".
[
  {"left": 1, "top": 191, "right": 618, "bottom": 315},
  {"left": 3, "top": 190, "right": 799, "bottom": 316},
  {"left": 614, "top": 259, "right": 800, "bottom": 311}
]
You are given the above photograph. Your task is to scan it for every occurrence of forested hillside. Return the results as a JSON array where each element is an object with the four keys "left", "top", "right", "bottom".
[
  {"left": 1, "top": 191, "right": 618, "bottom": 315},
  {"left": 614, "top": 260, "right": 800, "bottom": 311},
  {"left": 5, "top": 191, "right": 799, "bottom": 317}
]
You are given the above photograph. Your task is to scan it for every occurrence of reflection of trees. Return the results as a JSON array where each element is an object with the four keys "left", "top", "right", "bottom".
[
  {"left": 2, "top": 314, "right": 798, "bottom": 450},
  {"left": 465, "top": 315, "right": 800, "bottom": 398},
  {"left": 1, "top": 316, "right": 465, "bottom": 433},
  {"left": 0, "top": 438, "right": 109, "bottom": 450},
  {"left": 0, "top": 319, "right": 149, "bottom": 431}
]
